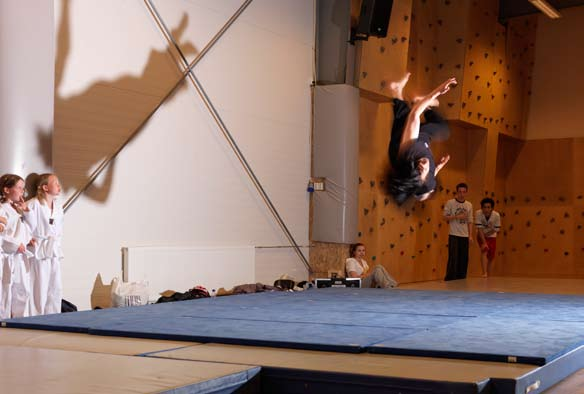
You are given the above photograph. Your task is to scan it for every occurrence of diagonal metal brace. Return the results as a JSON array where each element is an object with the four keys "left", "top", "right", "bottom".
[{"left": 144, "top": 0, "right": 311, "bottom": 273}]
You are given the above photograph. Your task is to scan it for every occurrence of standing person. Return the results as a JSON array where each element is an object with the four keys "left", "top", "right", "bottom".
[
  {"left": 0, "top": 209, "right": 8, "bottom": 319},
  {"left": 0, "top": 174, "right": 33, "bottom": 318},
  {"left": 345, "top": 243, "right": 397, "bottom": 288},
  {"left": 475, "top": 198, "right": 501, "bottom": 278},
  {"left": 24, "top": 174, "right": 64, "bottom": 315},
  {"left": 443, "top": 183, "right": 473, "bottom": 281},
  {"left": 386, "top": 72, "right": 456, "bottom": 204}
]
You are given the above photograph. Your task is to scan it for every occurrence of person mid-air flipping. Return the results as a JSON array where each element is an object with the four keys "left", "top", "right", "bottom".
[{"left": 386, "top": 73, "right": 457, "bottom": 204}]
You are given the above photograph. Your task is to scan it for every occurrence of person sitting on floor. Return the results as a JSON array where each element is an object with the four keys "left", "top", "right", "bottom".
[{"left": 345, "top": 243, "right": 397, "bottom": 288}]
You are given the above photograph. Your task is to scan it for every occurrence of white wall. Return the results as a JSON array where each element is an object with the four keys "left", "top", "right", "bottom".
[
  {"left": 56, "top": 0, "right": 314, "bottom": 309},
  {"left": 0, "top": 1, "right": 53, "bottom": 174},
  {"left": 525, "top": 6, "right": 584, "bottom": 140}
]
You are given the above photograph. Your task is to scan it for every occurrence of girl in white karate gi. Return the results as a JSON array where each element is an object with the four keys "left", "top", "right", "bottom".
[
  {"left": 0, "top": 174, "right": 33, "bottom": 318},
  {"left": 0, "top": 208, "right": 8, "bottom": 319},
  {"left": 24, "top": 174, "right": 64, "bottom": 316}
]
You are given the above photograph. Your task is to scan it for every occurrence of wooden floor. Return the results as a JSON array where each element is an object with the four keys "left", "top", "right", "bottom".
[
  {"left": 2, "top": 277, "right": 584, "bottom": 393},
  {"left": 0, "top": 327, "right": 542, "bottom": 393},
  {"left": 399, "top": 276, "right": 584, "bottom": 295}
]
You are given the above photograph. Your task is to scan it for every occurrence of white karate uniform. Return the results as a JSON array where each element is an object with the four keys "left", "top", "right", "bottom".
[
  {"left": 23, "top": 197, "right": 64, "bottom": 316},
  {"left": 0, "top": 206, "right": 9, "bottom": 319},
  {"left": 1, "top": 202, "right": 33, "bottom": 318}
]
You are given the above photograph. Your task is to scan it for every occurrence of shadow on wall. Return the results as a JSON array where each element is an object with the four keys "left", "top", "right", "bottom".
[{"left": 39, "top": 0, "right": 198, "bottom": 204}]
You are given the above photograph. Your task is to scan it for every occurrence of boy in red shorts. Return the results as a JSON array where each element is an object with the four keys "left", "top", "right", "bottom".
[{"left": 475, "top": 198, "right": 501, "bottom": 278}]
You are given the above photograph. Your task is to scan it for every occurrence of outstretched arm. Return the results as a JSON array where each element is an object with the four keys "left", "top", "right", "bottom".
[{"left": 435, "top": 154, "right": 450, "bottom": 176}]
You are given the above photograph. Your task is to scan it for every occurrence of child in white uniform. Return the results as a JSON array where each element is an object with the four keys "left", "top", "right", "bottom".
[
  {"left": 24, "top": 174, "right": 64, "bottom": 316},
  {"left": 0, "top": 174, "right": 33, "bottom": 318},
  {"left": 0, "top": 209, "right": 8, "bottom": 319}
]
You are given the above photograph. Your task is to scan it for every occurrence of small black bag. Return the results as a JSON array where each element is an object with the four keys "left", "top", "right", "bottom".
[
  {"left": 156, "top": 286, "right": 210, "bottom": 303},
  {"left": 61, "top": 299, "right": 78, "bottom": 313},
  {"left": 274, "top": 279, "right": 295, "bottom": 290}
]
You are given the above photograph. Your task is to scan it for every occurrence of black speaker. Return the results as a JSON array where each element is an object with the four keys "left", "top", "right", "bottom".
[{"left": 357, "top": 0, "right": 393, "bottom": 38}]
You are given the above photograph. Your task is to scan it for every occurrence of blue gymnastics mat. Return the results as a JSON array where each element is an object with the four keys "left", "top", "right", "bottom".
[{"left": 4, "top": 288, "right": 584, "bottom": 365}]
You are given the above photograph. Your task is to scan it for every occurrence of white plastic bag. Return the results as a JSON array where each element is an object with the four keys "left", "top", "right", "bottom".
[{"left": 110, "top": 277, "right": 149, "bottom": 307}]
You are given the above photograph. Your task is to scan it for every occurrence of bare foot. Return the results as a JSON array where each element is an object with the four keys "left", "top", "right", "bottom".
[
  {"left": 481, "top": 273, "right": 488, "bottom": 278},
  {"left": 388, "top": 72, "right": 411, "bottom": 100}
]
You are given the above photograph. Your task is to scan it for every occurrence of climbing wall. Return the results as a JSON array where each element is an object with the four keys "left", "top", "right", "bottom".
[
  {"left": 574, "top": 139, "right": 584, "bottom": 275},
  {"left": 500, "top": 16, "right": 537, "bottom": 138},
  {"left": 406, "top": 0, "right": 468, "bottom": 120},
  {"left": 494, "top": 138, "right": 584, "bottom": 278},
  {"left": 357, "top": 96, "right": 488, "bottom": 282},
  {"left": 457, "top": 5, "right": 536, "bottom": 192},
  {"left": 356, "top": 0, "right": 413, "bottom": 99},
  {"left": 349, "top": 0, "right": 537, "bottom": 283},
  {"left": 313, "top": 0, "right": 544, "bottom": 283}
]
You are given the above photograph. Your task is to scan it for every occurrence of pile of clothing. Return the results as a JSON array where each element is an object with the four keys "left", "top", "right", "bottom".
[{"left": 155, "top": 275, "right": 308, "bottom": 304}]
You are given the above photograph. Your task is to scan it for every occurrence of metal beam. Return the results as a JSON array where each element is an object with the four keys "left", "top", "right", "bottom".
[{"left": 144, "top": 0, "right": 312, "bottom": 273}]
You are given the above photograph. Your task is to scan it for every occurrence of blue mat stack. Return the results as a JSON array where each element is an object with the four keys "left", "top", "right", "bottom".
[{"left": 4, "top": 288, "right": 584, "bottom": 366}]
